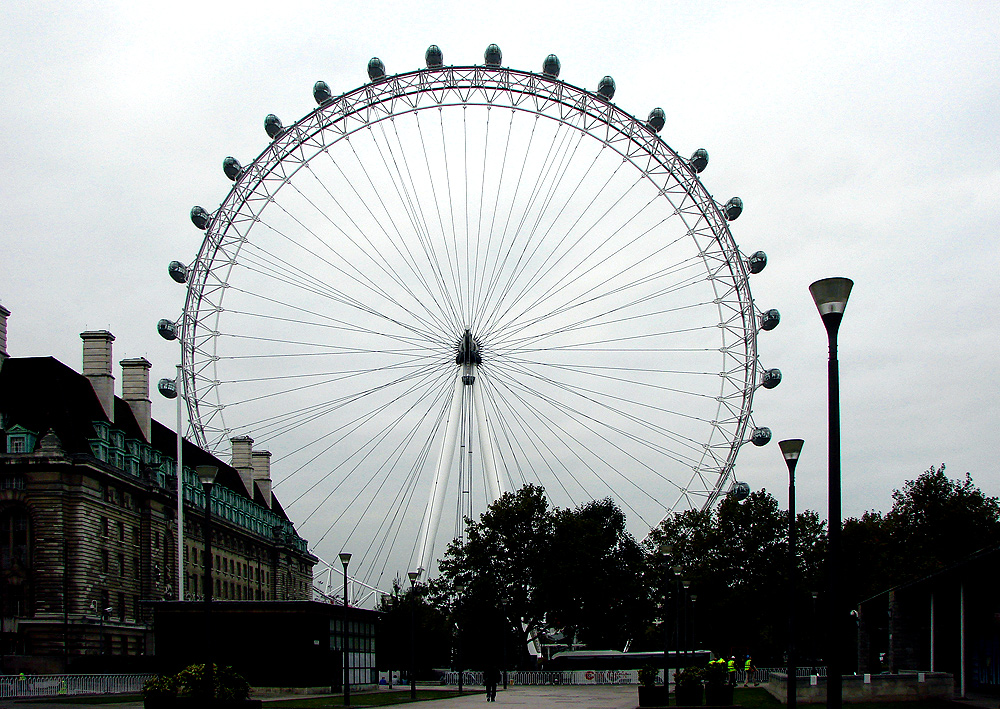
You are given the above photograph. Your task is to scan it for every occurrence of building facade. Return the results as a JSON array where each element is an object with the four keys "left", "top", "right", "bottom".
[{"left": 0, "top": 312, "right": 316, "bottom": 672}]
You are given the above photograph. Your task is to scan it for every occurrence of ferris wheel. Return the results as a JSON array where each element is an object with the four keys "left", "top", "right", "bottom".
[{"left": 159, "top": 44, "right": 780, "bottom": 589}]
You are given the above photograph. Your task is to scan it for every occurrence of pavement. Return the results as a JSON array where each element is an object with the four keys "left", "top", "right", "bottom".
[{"left": 0, "top": 685, "right": 643, "bottom": 709}]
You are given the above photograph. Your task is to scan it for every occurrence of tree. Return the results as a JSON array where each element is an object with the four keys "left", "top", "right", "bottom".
[
  {"left": 376, "top": 576, "right": 451, "bottom": 678},
  {"left": 843, "top": 464, "right": 1000, "bottom": 603},
  {"left": 544, "top": 498, "right": 651, "bottom": 650},
  {"left": 643, "top": 489, "right": 826, "bottom": 663},
  {"left": 436, "top": 484, "right": 554, "bottom": 668}
]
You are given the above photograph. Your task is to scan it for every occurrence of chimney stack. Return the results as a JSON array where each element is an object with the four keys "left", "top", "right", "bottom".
[
  {"left": 230, "top": 436, "right": 254, "bottom": 496},
  {"left": 252, "top": 450, "right": 273, "bottom": 509},
  {"left": 0, "top": 304, "right": 9, "bottom": 371},
  {"left": 121, "top": 358, "right": 152, "bottom": 441},
  {"left": 81, "top": 330, "right": 115, "bottom": 422}
]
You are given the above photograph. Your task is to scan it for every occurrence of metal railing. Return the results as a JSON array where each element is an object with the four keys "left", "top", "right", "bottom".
[
  {"left": 441, "top": 667, "right": 828, "bottom": 687},
  {"left": 0, "top": 674, "right": 155, "bottom": 699}
]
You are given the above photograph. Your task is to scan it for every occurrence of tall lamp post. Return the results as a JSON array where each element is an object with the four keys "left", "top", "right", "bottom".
[
  {"left": 408, "top": 571, "right": 419, "bottom": 700},
  {"left": 780, "top": 438, "right": 804, "bottom": 709},
  {"left": 196, "top": 464, "right": 218, "bottom": 702},
  {"left": 454, "top": 579, "right": 465, "bottom": 693},
  {"left": 809, "top": 277, "right": 853, "bottom": 709},
  {"left": 157, "top": 368, "right": 186, "bottom": 600},
  {"left": 340, "top": 553, "right": 352, "bottom": 706}
]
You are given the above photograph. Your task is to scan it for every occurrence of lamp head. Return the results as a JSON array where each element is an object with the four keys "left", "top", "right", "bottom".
[
  {"left": 809, "top": 277, "right": 853, "bottom": 317},
  {"left": 778, "top": 439, "right": 804, "bottom": 462},
  {"left": 407, "top": 571, "right": 419, "bottom": 586},
  {"left": 195, "top": 464, "right": 218, "bottom": 486},
  {"left": 339, "top": 552, "right": 352, "bottom": 567}
]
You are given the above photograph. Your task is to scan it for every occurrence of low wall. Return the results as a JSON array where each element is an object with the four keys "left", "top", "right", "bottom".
[{"left": 766, "top": 672, "right": 953, "bottom": 704}]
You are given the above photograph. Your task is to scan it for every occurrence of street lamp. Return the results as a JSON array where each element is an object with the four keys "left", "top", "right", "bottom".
[
  {"left": 196, "top": 464, "right": 218, "bottom": 702},
  {"left": 157, "top": 367, "right": 185, "bottom": 601},
  {"left": 408, "top": 571, "right": 420, "bottom": 700},
  {"left": 339, "top": 552, "right": 352, "bottom": 706},
  {"left": 689, "top": 594, "right": 697, "bottom": 650},
  {"left": 809, "top": 277, "right": 853, "bottom": 709},
  {"left": 454, "top": 579, "right": 466, "bottom": 693},
  {"left": 682, "top": 578, "right": 691, "bottom": 651},
  {"left": 780, "top": 438, "right": 804, "bottom": 709}
]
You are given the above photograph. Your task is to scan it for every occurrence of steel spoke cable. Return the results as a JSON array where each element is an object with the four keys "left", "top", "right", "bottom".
[
  {"left": 490, "top": 292, "right": 715, "bottom": 355},
  {"left": 484, "top": 184, "right": 665, "bottom": 340},
  {"left": 488, "top": 361, "right": 696, "bottom": 499},
  {"left": 375, "top": 118, "right": 462, "bottom": 329},
  {"left": 494, "top": 355, "right": 721, "bottom": 437},
  {"left": 481, "top": 365, "right": 661, "bottom": 524},
  {"left": 482, "top": 134, "right": 606, "bottom": 334},
  {"left": 491, "top": 356, "right": 710, "bottom": 460},
  {"left": 219, "top": 348, "right": 446, "bottom": 413},
  {"left": 284, "top": 364, "right": 453, "bottom": 508},
  {"left": 259, "top": 358, "right": 449, "bottom": 452},
  {"left": 475, "top": 112, "right": 569, "bottom": 332},
  {"left": 248, "top": 195, "right": 453, "bottom": 339},
  {"left": 476, "top": 372, "right": 584, "bottom": 506},
  {"left": 479, "top": 119, "right": 590, "bottom": 334},
  {"left": 488, "top": 256, "right": 707, "bottom": 350},
  {"left": 328, "top": 138, "right": 458, "bottom": 335},
  {"left": 306, "top": 370, "right": 454, "bottom": 538},
  {"left": 326, "top": 377, "right": 451, "bottom": 559},
  {"left": 472, "top": 108, "right": 527, "bottom": 326},
  {"left": 351, "top": 124, "right": 455, "bottom": 329},
  {"left": 366, "top": 404, "right": 447, "bottom": 587}
]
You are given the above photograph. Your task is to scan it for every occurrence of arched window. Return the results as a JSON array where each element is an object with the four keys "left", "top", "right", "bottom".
[{"left": 0, "top": 506, "right": 32, "bottom": 617}]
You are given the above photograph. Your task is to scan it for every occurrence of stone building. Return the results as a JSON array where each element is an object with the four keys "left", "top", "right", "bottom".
[{"left": 0, "top": 310, "right": 316, "bottom": 672}]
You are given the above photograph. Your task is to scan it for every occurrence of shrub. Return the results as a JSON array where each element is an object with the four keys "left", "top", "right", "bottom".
[
  {"left": 675, "top": 666, "right": 704, "bottom": 689},
  {"left": 142, "top": 674, "right": 178, "bottom": 700},
  {"left": 638, "top": 664, "right": 660, "bottom": 687},
  {"left": 174, "top": 663, "right": 251, "bottom": 701}
]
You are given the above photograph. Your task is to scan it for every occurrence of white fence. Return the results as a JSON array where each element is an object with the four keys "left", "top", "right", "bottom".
[
  {"left": 0, "top": 674, "right": 155, "bottom": 699},
  {"left": 442, "top": 667, "right": 827, "bottom": 687}
]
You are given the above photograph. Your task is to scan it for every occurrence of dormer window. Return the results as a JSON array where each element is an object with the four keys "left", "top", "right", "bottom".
[{"left": 5, "top": 426, "right": 37, "bottom": 454}]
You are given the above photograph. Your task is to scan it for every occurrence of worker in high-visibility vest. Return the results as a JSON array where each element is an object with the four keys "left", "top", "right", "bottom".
[
  {"left": 727, "top": 656, "right": 736, "bottom": 685},
  {"left": 743, "top": 656, "right": 753, "bottom": 686}
]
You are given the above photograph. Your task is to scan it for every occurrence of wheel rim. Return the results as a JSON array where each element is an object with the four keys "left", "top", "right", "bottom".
[{"left": 179, "top": 63, "right": 763, "bottom": 586}]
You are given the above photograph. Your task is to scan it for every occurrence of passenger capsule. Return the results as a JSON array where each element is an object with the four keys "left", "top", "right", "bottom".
[
  {"left": 190, "top": 206, "right": 210, "bottom": 230},
  {"left": 647, "top": 108, "right": 665, "bottom": 133},
  {"left": 751, "top": 427, "right": 772, "bottom": 447},
  {"left": 367, "top": 57, "right": 386, "bottom": 81},
  {"left": 748, "top": 250, "right": 767, "bottom": 274},
  {"left": 760, "top": 308, "right": 780, "bottom": 331},
  {"left": 167, "top": 261, "right": 188, "bottom": 284},
  {"left": 484, "top": 44, "right": 502, "bottom": 67},
  {"left": 264, "top": 114, "right": 283, "bottom": 139},
  {"left": 425, "top": 45, "right": 443, "bottom": 69},
  {"left": 223, "top": 156, "right": 242, "bottom": 181},
  {"left": 689, "top": 148, "right": 709, "bottom": 173},
  {"left": 313, "top": 80, "right": 332, "bottom": 104},
  {"left": 724, "top": 197, "right": 743, "bottom": 221},
  {"left": 597, "top": 76, "right": 616, "bottom": 100},
  {"left": 542, "top": 54, "right": 560, "bottom": 78},
  {"left": 761, "top": 368, "right": 782, "bottom": 389},
  {"left": 157, "top": 319, "right": 178, "bottom": 341},
  {"left": 732, "top": 481, "right": 751, "bottom": 500},
  {"left": 157, "top": 378, "right": 178, "bottom": 399}
]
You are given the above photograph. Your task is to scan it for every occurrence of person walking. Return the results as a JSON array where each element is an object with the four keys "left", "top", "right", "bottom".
[
  {"left": 727, "top": 656, "right": 737, "bottom": 686},
  {"left": 743, "top": 655, "right": 753, "bottom": 687},
  {"left": 485, "top": 665, "right": 500, "bottom": 702}
]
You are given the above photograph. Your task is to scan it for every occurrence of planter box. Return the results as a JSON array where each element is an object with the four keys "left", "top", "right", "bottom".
[
  {"left": 705, "top": 682, "right": 733, "bottom": 706},
  {"left": 638, "top": 685, "right": 669, "bottom": 707},
  {"left": 677, "top": 683, "right": 704, "bottom": 706},
  {"left": 144, "top": 699, "right": 263, "bottom": 709}
]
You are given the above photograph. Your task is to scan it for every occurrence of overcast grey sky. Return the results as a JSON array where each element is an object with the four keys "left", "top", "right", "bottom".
[{"left": 3, "top": 1, "right": 998, "bottom": 575}]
